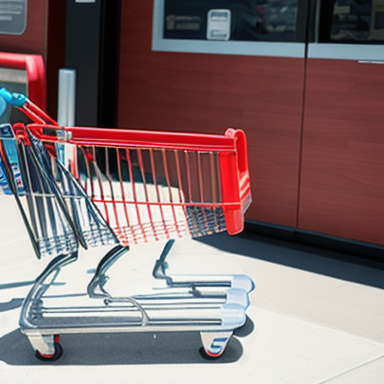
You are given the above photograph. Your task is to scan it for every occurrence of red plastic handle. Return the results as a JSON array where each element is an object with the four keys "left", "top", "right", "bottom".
[{"left": 225, "top": 128, "right": 249, "bottom": 175}]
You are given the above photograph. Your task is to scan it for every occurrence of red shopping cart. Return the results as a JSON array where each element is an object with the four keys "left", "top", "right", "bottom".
[{"left": 0, "top": 88, "right": 254, "bottom": 361}]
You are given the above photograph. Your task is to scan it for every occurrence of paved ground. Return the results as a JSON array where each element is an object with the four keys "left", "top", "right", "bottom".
[{"left": 1, "top": 196, "right": 383, "bottom": 384}]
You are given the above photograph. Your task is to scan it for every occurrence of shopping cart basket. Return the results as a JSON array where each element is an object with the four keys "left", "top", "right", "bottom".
[{"left": 0, "top": 88, "right": 254, "bottom": 361}]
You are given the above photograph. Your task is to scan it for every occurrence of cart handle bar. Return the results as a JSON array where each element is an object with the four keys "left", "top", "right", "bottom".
[{"left": 27, "top": 124, "right": 244, "bottom": 154}]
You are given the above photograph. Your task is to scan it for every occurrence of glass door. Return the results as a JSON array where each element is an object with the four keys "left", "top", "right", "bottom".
[{"left": 298, "top": 0, "right": 384, "bottom": 244}]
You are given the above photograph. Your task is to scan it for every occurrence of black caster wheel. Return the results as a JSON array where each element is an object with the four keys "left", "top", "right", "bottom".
[
  {"left": 35, "top": 336, "right": 63, "bottom": 362},
  {"left": 199, "top": 347, "right": 222, "bottom": 361}
]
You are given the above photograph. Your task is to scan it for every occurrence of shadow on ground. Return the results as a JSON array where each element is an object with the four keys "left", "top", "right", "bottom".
[
  {"left": 197, "top": 233, "right": 384, "bottom": 289},
  {"left": 0, "top": 326, "right": 249, "bottom": 366}
]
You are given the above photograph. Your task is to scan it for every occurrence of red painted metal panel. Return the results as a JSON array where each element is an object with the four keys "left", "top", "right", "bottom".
[
  {"left": 0, "top": 0, "right": 66, "bottom": 117},
  {"left": 299, "top": 59, "right": 384, "bottom": 245},
  {"left": 0, "top": 52, "right": 46, "bottom": 109},
  {"left": 0, "top": 0, "right": 47, "bottom": 56},
  {"left": 117, "top": 2, "right": 305, "bottom": 229}
]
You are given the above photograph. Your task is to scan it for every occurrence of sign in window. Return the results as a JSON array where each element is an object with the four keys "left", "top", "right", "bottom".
[{"left": 0, "top": 0, "right": 27, "bottom": 35}]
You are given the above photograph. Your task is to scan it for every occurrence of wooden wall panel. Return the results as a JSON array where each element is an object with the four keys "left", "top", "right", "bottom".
[
  {"left": 299, "top": 59, "right": 384, "bottom": 245},
  {"left": 118, "top": 1, "right": 305, "bottom": 228}
]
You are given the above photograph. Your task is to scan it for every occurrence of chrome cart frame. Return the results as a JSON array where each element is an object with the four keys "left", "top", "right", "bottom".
[{"left": 0, "top": 88, "right": 254, "bottom": 361}]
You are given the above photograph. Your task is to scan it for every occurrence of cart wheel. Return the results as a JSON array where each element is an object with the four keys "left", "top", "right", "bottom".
[
  {"left": 199, "top": 346, "right": 223, "bottom": 360},
  {"left": 199, "top": 331, "right": 232, "bottom": 360},
  {"left": 35, "top": 336, "right": 63, "bottom": 362}
]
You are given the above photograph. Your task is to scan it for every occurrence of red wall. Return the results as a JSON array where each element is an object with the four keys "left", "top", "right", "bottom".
[
  {"left": 3, "top": 1, "right": 380, "bottom": 245},
  {"left": 118, "top": 2, "right": 306, "bottom": 229},
  {"left": 0, "top": 0, "right": 47, "bottom": 55},
  {"left": 0, "top": 0, "right": 66, "bottom": 117},
  {"left": 299, "top": 59, "right": 384, "bottom": 244},
  {"left": 117, "top": 3, "right": 384, "bottom": 246}
]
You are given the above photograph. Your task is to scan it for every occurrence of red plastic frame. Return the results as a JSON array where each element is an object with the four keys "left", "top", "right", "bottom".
[
  {"left": 28, "top": 124, "right": 251, "bottom": 235},
  {"left": 15, "top": 97, "right": 251, "bottom": 236},
  {"left": 0, "top": 52, "right": 46, "bottom": 109}
]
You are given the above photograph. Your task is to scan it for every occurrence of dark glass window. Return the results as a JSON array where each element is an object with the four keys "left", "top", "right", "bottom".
[
  {"left": 319, "top": 0, "right": 384, "bottom": 43},
  {"left": 163, "top": 0, "right": 299, "bottom": 42},
  {"left": 0, "top": 0, "right": 27, "bottom": 35}
]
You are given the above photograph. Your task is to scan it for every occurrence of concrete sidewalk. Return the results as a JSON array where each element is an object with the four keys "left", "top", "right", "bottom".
[{"left": 0, "top": 196, "right": 383, "bottom": 384}]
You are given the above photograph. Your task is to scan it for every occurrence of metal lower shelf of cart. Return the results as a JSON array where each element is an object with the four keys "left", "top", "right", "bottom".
[
  {"left": 19, "top": 243, "right": 254, "bottom": 361},
  {"left": 0, "top": 88, "right": 255, "bottom": 361}
]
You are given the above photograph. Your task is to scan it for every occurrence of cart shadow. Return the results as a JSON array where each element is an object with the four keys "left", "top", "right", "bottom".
[
  {"left": 197, "top": 233, "right": 384, "bottom": 289},
  {"left": 0, "top": 298, "right": 24, "bottom": 312},
  {"left": 0, "top": 327, "right": 247, "bottom": 365},
  {"left": 234, "top": 315, "right": 254, "bottom": 337}
]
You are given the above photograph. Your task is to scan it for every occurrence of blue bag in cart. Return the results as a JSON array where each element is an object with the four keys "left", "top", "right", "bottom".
[{"left": 0, "top": 124, "right": 25, "bottom": 195}]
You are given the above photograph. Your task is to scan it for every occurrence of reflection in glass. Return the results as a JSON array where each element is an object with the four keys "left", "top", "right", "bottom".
[
  {"left": 320, "top": 0, "right": 384, "bottom": 43},
  {"left": 163, "top": 0, "right": 298, "bottom": 42}
]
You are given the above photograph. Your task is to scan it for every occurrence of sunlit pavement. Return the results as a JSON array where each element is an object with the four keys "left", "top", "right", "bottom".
[{"left": 1, "top": 196, "right": 383, "bottom": 384}]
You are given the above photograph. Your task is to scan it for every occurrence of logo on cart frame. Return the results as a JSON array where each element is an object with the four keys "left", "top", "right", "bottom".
[{"left": 207, "top": 337, "right": 229, "bottom": 356}]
